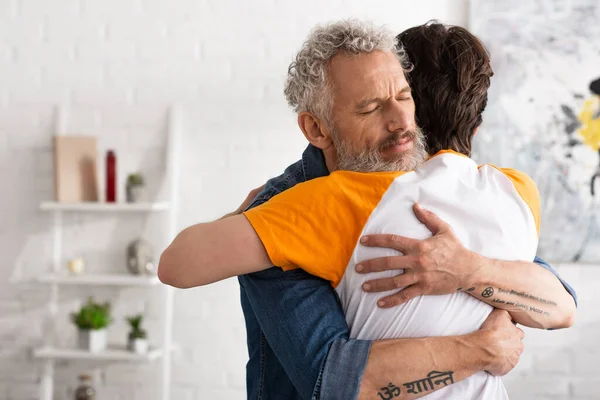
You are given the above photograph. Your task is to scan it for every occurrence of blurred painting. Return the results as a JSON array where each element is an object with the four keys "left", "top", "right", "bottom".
[
  {"left": 54, "top": 136, "right": 99, "bottom": 203},
  {"left": 470, "top": 0, "right": 600, "bottom": 262}
]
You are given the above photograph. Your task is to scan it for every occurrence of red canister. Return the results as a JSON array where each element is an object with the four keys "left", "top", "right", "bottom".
[{"left": 106, "top": 150, "right": 116, "bottom": 202}]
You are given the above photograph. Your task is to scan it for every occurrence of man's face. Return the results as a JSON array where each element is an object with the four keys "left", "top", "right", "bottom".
[{"left": 327, "top": 50, "right": 426, "bottom": 172}]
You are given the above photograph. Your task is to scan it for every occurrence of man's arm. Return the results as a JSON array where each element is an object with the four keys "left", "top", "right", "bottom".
[
  {"left": 356, "top": 204, "right": 576, "bottom": 330},
  {"left": 157, "top": 215, "right": 272, "bottom": 288},
  {"left": 357, "top": 309, "right": 522, "bottom": 400},
  {"left": 459, "top": 253, "right": 576, "bottom": 329},
  {"left": 531, "top": 256, "right": 578, "bottom": 306}
]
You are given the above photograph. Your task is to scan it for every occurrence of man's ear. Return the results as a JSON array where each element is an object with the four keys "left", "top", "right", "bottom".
[{"left": 298, "top": 112, "right": 334, "bottom": 150}]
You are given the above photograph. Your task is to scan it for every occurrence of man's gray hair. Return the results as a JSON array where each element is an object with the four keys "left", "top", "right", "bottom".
[{"left": 284, "top": 20, "right": 412, "bottom": 124}]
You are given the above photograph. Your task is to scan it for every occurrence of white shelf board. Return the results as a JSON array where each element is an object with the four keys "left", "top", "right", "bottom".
[
  {"left": 38, "top": 273, "right": 161, "bottom": 286},
  {"left": 34, "top": 346, "right": 163, "bottom": 362},
  {"left": 40, "top": 201, "right": 169, "bottom": 212}
]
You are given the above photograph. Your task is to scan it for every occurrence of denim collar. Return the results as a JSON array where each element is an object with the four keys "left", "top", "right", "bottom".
[{"left": 301, "top": 144, "right": 329, "bottom": 181}]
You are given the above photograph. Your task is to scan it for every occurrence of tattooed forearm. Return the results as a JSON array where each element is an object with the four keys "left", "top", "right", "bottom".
[
  {"left": 497, "top": 288, "right": 558, "bottom": 306},
  {"left": 375, "top": 371, "right": 455, "bottom": 399}
]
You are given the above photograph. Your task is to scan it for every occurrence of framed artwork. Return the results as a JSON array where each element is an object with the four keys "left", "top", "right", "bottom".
[
  {"left": 54, "top": 136, "right": 99, "bottom": 203},
  {"left": 470, "top": 0, "right": 600, "bottom": 261}
]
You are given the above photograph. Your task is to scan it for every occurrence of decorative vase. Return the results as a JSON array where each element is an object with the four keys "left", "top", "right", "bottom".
[
  {"left": 78, "top": 329, "right": 107, "bottom": 353},
  {"left": 105, "top": 150, "right": 116, "bottom": 203},
  {"left": 126, "top": 238, "right": 154, "bottom": 275},
  {"left": 74, "top": 374, "right": 96, "bottom": 400},
  {"left": 128, "top": 338, "right": 149, "bottom": 355},
  {"left": 126, "top": 185, "right": 144, "bottom": 203}
]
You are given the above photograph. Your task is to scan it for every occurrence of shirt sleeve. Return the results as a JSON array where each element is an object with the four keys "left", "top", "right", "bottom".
[
  {"left": 243, "top": 177, "right": 348, "bottom": 286},
  {"left": 243, "top": 173, "right": 382, "bottom": 287},
  {"left": 500, "top": 168, "right": 541, "bottom": 236}
]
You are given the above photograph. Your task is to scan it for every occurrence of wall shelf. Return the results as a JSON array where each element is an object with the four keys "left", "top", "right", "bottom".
[
  {"left": 34, "top": 346, "right": 164, "bottom": 362},
  {"left": 36, "top": 105, "right": 182, "bottom": 400},
  {"left": 38, "top": 273, "right": 161, "bottom": 286},
  {"left": 40, "top": 201, "right": 170, "bottom": 212}
]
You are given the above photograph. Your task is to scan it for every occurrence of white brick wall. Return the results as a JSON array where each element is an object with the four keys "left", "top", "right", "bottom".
[{"left": 1, "top": 1, "right": 596, "bottom": 399}]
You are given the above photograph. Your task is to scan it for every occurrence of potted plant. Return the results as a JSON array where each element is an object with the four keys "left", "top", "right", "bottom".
[
  {"left": 126, "top": 314, "right": 149, "bottom": 354},
  {"left": 126, "top": 172, "right": 145, "bottom": 203},
  {"left": 71, "top": 298, "right": 111, "bottom": 352}
]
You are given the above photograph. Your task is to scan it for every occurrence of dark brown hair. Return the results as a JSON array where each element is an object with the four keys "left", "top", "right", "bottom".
[
  {"left": 591, "top": 76, "right": 600, "bottom": 95},
  {"left": 397, "top": 21, "right": 493, "bottom": 156}
]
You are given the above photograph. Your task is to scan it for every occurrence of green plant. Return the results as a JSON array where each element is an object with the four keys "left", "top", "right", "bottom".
[
  {"left": 71, "top": 298, "right": 112, "bottom": 330},
  {"left": 126, "top": 173, "right": 145, "bottom": 187},
  {"left": 126, "top": 314, "right": 147, "bottom": 340}
]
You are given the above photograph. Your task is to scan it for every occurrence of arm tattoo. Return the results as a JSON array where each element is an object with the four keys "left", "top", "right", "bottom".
[
  {"left": 491, "top": 298, "right": 551, "bottom": 316},
  {"left": 403, "top": 371, "right": 455, "bottom": 395},
  {"left": 485, "top": 286, "right": 555, "bottom": 316},
  {"left": 377, "top": 383, "right": 401, "bottom": 399},
  {"left": 375, "top": 371, "right": 455, "bottom": 398},
  {"left": 497, "top": 287, "right": 558, "bottom": 307}
]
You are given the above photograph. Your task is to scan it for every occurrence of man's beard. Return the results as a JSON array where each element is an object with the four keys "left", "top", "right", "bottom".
[{"left": 331, "top": 127, "right": 428, "bottom": 173}]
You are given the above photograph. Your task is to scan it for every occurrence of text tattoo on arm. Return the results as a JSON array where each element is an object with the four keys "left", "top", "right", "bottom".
[
  {"left": 487, "top": 286, "right": 555, "bottom": 316},
  {"left": 464, "top": 287, "right": 553, "bottom": 317},
  {"left": 497, "top": 287, "right": 558, "bottom": 306},
  {"left": 376, "top": 371, "right": 455, "bottom": 399}
]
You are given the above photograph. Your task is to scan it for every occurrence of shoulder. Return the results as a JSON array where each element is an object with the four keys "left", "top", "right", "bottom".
[
  {"left": 497, "top": 167, "right": 536, "bottom": 185},
  {"left": 247, "top": 159, "right": 306, "bottom": 210},
  {"left": 497, "top": 167, "right": 540, "bottom": 212},
  {"left": 480, "top": 165, "right": 540, "bottom": 232},
  {"left": 483, "top": 165, "right": 539, "bottom": 196},
  {"left": 258, "top": 175, "right": 339, "bottom": 208}
]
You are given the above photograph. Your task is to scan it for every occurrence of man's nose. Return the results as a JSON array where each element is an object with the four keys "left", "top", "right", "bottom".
[{"left": 385, "top": 102, "right": 413, "bottom": 133}]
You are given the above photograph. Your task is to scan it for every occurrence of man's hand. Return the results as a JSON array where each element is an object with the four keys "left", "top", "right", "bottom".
[
  {"left": 478, "top": 309, "right": 524, "bottom": 376},
  {"left": 357, "top": 203, "right": 478, "bottom": 307},
  {"left": 219, "top": 184, "right": 266, "bottom": 220}
]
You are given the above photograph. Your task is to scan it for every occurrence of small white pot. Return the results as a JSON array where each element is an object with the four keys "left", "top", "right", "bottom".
[
  {"left": 67, "top": 258, "right": 85, "bottom": 275},
  {"left": 126, "top": 185, "right": 144, "bottom": 203},
  {"left": 78, "top": 329, "right": 107, "bottom": 353},
  {"left": 129, "top": 338, "right": 149, "bottom": 355}
]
